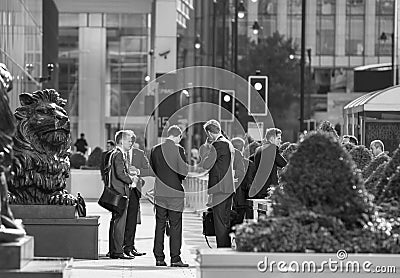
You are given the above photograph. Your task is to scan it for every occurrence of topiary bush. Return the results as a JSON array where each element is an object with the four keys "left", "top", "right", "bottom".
[
  {"left": 70, "top": 152, "right": 86, "bottom": 169},
  {"left": 376, "top": 147, "right": 400, "bottom": 200},
  {"left": 318, "top": 120, "right": 339, "bottom": 140},
  {"left": 349, "top": 145, "right": 373, "bottom": 172},
  {"left": 281, "top": 143, "right": 298, "bottom": 161},
  {"left": 342, "top": 142, "right": 355, "bottom": 153},
  {"left": 86, "top": 146, "right": 103, "bottom": 169},
  {"left": 234, "top": 132, "right": 400, "bottom": 253},
  {"left": 362, "top": 153, "right": 390, "bottom": 180},
  {"left": 364, "top": 161, "right": 388, "bottom": 197},
  {"left": 274, "top": 132, "right": 370, "bottom": 228}
]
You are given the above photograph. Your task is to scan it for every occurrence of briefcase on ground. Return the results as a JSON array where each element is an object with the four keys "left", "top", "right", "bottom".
[{"left": 202, "top": 208, "right": 215, "bottom": 236}]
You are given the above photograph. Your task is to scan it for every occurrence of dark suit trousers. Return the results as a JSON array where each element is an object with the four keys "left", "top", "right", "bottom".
[
  {"left": 153, "top": 197, "right": 184, "bottom": 263},
  {"left": 110, "top": 201, "right": 128, "bottom": 255},
  {"left": 124, "top": 188, "right": 140, "bottom": 253},
  {"left": 212, "top": 194, "right": 233, "bottom": 248}
]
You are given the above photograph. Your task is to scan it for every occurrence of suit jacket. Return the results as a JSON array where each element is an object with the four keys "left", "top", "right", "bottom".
[
  {"left": 127, "top": 147, "right": 150, "bottom": 198},
  {"left": 128, "top": 147, "right": 151, "bottom": 176},
  {"left": 150, "top": 139, "right": 188, "bottom": 198},
  {"left": 252, "top": 144, "right": 287, "bottom": 198},
  {"left": 234, "top": 155, "right": 257, "bottom": 207},
  {"left": 202, "top": 135, "right": 235, "bottom": 195},
  {"left": 100, "top": 149, "right": 113, "bottom": 182},
  {"left": 109, "top": 148, "right": 132, "bottom": 196}
]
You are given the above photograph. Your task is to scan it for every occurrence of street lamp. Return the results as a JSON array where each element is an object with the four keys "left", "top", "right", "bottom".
[
  {"left": 25, "top": 63, "right": 55, "bottom": 83},
  {"left": 252, "top": 21, "right": 260, "bottom": 35}
]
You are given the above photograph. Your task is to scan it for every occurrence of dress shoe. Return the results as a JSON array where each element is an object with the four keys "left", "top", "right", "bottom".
[
  {"left": 156, "top": 260, "right": 167, "bottom": 266},
  {"left": 110, "top": 253, "right": 135, "bottom": 259},
  {"left": 129, "top": 249, "right": 146, "bottom": 256},
  {"left": 171, "top": 260, "right": 189, "bottom": 267}
]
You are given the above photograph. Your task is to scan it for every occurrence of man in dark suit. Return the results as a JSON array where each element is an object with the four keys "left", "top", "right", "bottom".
[
  {"left": 201, "top": 119, "right": 235, "bottom": 248},
  {"left": 150, "top": 125, "right": 189, "bottom": 267},
  {"left": 251, "top": 128, "right": 287, "bottom": 199},
  {"left": 123, "top": 131, "right": 149, "bottom": 257},
  {"left": 108, "top": 130, "right": 135, "bottom": 259},
  {"left": 100, "top": 140, "right": 115, "bottom": 186},
  {"left": 231, "top": 137, "right": 249, "bottom": 224}
]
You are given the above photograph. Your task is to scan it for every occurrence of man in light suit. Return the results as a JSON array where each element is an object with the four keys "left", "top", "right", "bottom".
[
  {"left": 201, "top": 119, "right": 235, "bottom": 248},
  {"left": 108, "top": 130, "right": 136, "bottom": 259},
  {"left": 150, "top": 125, "right": 189, "bottom": 267},
  {"left": 123, "top": 131, "right": 149, "bottom": 257}
]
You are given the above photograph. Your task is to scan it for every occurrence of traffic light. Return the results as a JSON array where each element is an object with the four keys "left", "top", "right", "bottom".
[
  {"left": 219, "top": 90, "right": 234, "bottom": 122},
  {"left": 248, "top": 75, "right": 268, "bottom": 115}
]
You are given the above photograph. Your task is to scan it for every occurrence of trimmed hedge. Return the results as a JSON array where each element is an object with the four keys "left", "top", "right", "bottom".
[
  {"left": 342, "top": 142, "right": 355, "bottom": 153},
  {"left": 362, "top": 153, "right": 390, "bottom": 180},
  {"left": 364, "top": 161, "right": 388, "bottom": 197},
  {"left": 377, "top": 147, "right": 400, "bottom": 200},
  {"left": 70, "top": 152, "right": 86, "bottom": 169},
  {"left": 87, "top": 146, "right": 103, "bottom": 169},
  {"left": 349, "top": 145, "right": 373, "bottom": 172},
  {"left": 235, "top": 132, "right": 400, "bottom": 253}
]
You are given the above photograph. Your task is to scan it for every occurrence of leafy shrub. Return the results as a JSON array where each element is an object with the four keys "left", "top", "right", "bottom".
[
  {"left": 364, "top": 161, "right": 388, "bottom": 197},
  {"left": 279, "top": 142, "right": 290, "bottom": 153},
  {"left": 362, "top": 153, "right": 390, "bottom": 180},
  {"left": 379, "top": 166, "right": 400, "bottom": 216},
  {"left": 318, "top": 120, "right": 339, "bottom": 140},
  {"left": 349, "top": 145, "right": 373, "bottom": 171},
  {"left": 281, "top": 143, "right": 298, "bottom": 161},
  {"left": 86, "top": 146, "right": 103, "bottom": 169},
  {"left": 342, "top": 142, "right": 355, "bottom": 153},
  {"left": 376, "top": 147, "right": 400, "bottom": 199},
  {"left": 70, "top": 152, "right": 86, "bottom": 169},
  {"left": 234, "top": 132, "right": 400, "bottom": 253},
  {"left": 274, "top": 132, "right": 370, "bottom": 228}
]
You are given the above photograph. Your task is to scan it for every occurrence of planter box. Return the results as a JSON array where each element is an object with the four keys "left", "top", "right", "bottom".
[
  {"left": 70, "top": 169, "right": 103, "bottom": 200},
  {"left": 23, "top": 216, "right": 100, "bottom": 259},
  {"left": 10, "top": 205, "right": 75, "bottom": 219},
  {"left": 196, "top": 248, "right": 400, "bottom": 278}
]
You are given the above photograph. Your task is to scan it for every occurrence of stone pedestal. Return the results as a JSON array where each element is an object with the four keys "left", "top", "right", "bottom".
[
  {"left": 10, "top": 205, "right": 76, "bottom": 219},
  {"left": 0, "top": 236, "right": 34, "bottom": 270},
  {"left": 0, "top": 236, "right": 72, "bottom": 277},
  {"left": 23, "top": 216, "right": 100, "bottom": 259}
]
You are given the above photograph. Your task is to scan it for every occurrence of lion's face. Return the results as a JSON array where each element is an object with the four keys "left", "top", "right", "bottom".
[
  {"left": 28, "top": 102, "right": 70, "bottom": 146},
  {"left": 15, "top": 90, "right": 71, "bottom": 153}
]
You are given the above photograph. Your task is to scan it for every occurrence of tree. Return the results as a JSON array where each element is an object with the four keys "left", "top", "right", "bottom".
[{"left": 238, "top": 32, "right": 316, "bottom": 140}]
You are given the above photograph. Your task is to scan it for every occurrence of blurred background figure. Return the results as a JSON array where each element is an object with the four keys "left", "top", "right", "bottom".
[{"left": 74, "top": 133, "right": 88, "bottom": 155}]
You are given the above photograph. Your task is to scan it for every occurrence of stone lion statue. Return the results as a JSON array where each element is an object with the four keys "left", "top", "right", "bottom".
[
  {"left": 8, "top": 89, "right": 76, "bottom": 206},
  {"left": 0, "top": 63, "right": 26, "bottom": 242}
]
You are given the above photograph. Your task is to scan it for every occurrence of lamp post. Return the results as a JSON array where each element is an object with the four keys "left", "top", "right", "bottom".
[{"left": 300, "top": 0, "right": 306, "bottom": 133}]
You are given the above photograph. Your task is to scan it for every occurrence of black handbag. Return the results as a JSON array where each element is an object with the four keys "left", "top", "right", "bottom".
[
  {"left": 98, "top": 151, "right": 128, "bottom": 215},
  {"left": 202, "top": 208, "right": 215, "bottom": 236}
]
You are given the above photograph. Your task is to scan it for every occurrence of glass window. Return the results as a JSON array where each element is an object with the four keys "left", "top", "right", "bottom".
[
  {"left": 316, "top": 0, "right": 335, "bottom": 55},
  {"left": 106, "top": 14, "right": 149, "bottom": 117},
  {"left": 258, "top": 0, "right": 278, "bottom": 39},
  {"left": 376, "top": 0, "right": 394, "bottom": 56},
  {"left": 287, "top": 0, "right": 302, "bottom": 47},
  {"left": 346, "top": 0, "right": 365, "bottom": 55}
]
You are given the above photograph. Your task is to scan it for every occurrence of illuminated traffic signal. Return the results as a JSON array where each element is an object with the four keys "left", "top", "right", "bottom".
[
  {"left": 219, "top": 90, "right": 234, "bottom": 122},
  {"left": 248, "top": 75, "right": 268, "bottom": 115}
]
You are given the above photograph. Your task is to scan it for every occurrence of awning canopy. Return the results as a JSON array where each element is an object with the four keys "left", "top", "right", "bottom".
[{"left": 344, "top": 85, "right": 400, "bottom": 114}]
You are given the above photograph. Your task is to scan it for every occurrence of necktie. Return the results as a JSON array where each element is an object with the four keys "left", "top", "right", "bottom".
[{"left": 126, "top": 151, "right": 131, "bottom": 165}]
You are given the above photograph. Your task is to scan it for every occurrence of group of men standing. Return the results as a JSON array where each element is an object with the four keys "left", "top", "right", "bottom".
[{"left": 100, "top": 119, "right": 287, "bottom": 266}]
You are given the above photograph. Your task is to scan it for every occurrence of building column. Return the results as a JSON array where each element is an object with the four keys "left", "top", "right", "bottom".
[
  {"left": 277, "top": 0, "right": 287, "bottom": 36},
  {"left": 365, "top": 0, "right": 376, "bottom": 57},
  {"left": 306, "top": 0, "right": 316, "bottom": 62},
  {"left": 335, "top": 0, "right": 346, "bottom": 57},
  {"left": 78, "top": 13, "right": 106, "bottom": 150}
]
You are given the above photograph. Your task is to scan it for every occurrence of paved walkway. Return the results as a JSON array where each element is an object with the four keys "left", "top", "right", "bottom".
[{"left": 70, "top": 200, "right": 216, "bottom": 278}]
